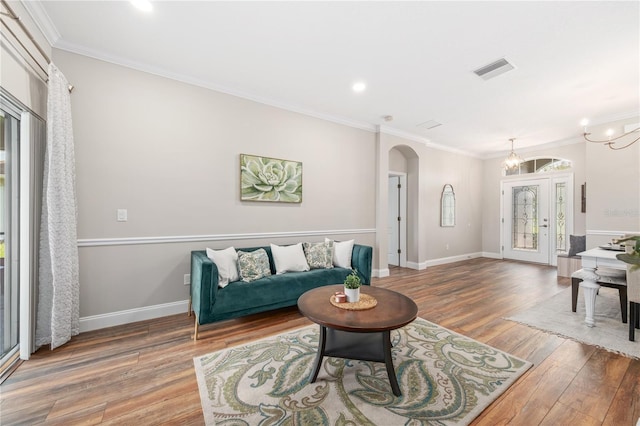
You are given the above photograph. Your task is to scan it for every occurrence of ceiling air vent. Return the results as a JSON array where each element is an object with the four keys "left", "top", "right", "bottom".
[
  {"left": 473, "top": 58, "right": 515, "bottom": 80},
  {"left": 417, "top": 120, "right": 442, "bottom": 130}
]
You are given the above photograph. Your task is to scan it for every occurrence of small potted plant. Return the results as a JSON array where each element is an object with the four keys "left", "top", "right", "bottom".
[
  {"left": 614, "top": 236, "right": 640, "bottom": 269},
  {"left": 614, "top": 236, "right": 640, "bottom": 339},
  {"left": 343, "top": 269, "right": 362, "bottom": 303}
]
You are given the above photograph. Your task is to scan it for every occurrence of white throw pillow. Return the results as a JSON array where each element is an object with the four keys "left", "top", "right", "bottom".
[
  {"left": 271, "top": 243, "right": 310, "bottom": 274},
  {"left": 206, "top": 247, "right": 239, "bottom": 288},
  {"left": 325, "top": 238, "right": 355, "bottom": 268}
]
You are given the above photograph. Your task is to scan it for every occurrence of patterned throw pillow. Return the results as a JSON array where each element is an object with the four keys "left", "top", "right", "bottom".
[
  {"left": 303, "top": 241, "right": 334, "bottom": 269},
  {"left": 237, "top": 249, "right": 272, "bottom": 282}
]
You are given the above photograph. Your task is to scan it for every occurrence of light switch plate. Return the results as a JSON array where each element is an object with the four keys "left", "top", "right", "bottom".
[{"left": 117, "top": 209, "right": 127, "bottom": 222}]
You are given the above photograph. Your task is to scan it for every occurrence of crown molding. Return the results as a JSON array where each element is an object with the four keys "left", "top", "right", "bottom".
[
  {"left": 20, "top": 0, "right": 60, "bottom": 46},
  {"left": 378, "top": 125, "right": 481, "bottom": 158},
  {"left": 25, "top": 0, "right": 377, "bottom": 133},
  {"left": 482, "top": 135, "right": 585, "bottom": 160},
  {"left": 586, "top": 110, "right": 640, "bottom": 127},
  {"left": 482, "top": 110, "right": 640, "bottom": 160},
  {"left": 51, "top": 38, "right": 378, "bottom": 133},
  {"left": 378, "top": 125, "right": 430, "bottom": 144}
]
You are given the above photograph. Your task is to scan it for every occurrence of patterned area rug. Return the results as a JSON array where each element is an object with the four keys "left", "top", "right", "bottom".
[
  {"left": 507, "top": 286, "right": 639, "bottom": 359},
  {"left": 193, "top": 317, "right": 531, "bottom": 425}
]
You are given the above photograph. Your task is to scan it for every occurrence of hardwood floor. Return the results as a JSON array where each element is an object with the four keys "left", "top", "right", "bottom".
[{"left": 1, "top": 258, "right": 638, "bottom": 425}]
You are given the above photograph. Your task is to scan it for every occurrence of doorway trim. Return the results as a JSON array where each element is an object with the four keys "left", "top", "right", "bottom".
[{"left": 500, "top": 172, "right": 574, "bottom": 265}]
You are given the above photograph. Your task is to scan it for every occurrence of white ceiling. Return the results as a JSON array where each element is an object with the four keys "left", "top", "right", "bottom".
[{"left": 29, "top": 1, "right": 640, "bottom": 157}]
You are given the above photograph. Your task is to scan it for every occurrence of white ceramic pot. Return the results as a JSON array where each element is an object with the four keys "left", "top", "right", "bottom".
[{"left": 344, "top": 287, "right": 360, "bottom": 303}]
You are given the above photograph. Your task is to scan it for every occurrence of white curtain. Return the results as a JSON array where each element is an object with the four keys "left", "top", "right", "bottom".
[{"left": 35, "top": 63, "right": 79, "bottom": 350}]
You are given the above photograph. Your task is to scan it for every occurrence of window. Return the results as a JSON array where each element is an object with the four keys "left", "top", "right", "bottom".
[
  {"left": 555, "top": 182, "right": 567, "bottom": 252},
  {"left": 505, "top": 158, "right": 572, "bottom": 176}
]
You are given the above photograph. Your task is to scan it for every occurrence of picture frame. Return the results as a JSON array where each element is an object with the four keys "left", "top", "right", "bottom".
[{"left": 240, "top": 154, "right": 302, "bottom": 203}]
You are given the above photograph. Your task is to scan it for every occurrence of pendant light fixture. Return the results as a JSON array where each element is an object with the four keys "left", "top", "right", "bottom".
[
  {"left": 580, "top": 119, "right": 639, "bottom": 150},
  {"left": 503, "top": 138, "right": 523, "bottom": 171}
]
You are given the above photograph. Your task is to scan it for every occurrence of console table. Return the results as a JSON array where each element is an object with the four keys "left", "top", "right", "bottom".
[{"left": 577, "top": 248, "right": 626, "bottom": 327}]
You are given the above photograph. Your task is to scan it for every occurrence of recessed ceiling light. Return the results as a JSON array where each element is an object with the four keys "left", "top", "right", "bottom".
[
  {"left": 131, "top": 0, "right": 153, "bottom": 12},
  {"left": 352, "top": 82, "right": 366, "bottom": 93}
]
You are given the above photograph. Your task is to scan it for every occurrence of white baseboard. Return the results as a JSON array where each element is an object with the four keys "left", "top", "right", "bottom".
[
  {"left": 424, "top": 252, "right": 483, "bottom": 267},
  {"left": 79, "top": 300, "right": 190, "bottom": 333},
  {"left": 78, "top": 252, "right": 500, "bottom": 332},
  {"left": 481, "top": 251, "right": 503, "bottom": 259},
  {"left": 390, "top": 252, "right": 499, "bottom": 272},
  {"left": 406, "top": 261, "right": 427, "bottom": 270},
  {"left": 373, "top": 268, "right": 390, "bottom": 278}
]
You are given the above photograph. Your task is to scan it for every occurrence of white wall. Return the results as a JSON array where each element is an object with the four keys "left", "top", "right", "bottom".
[
  {"left": 389, "top": 147, "right": 408, "bottom": 173},
  {"left": 53, "top": 49, "right": 377, "bottom": 319},
  {"left": 584, "top": 117, "right": 640, "bottom": 247}
]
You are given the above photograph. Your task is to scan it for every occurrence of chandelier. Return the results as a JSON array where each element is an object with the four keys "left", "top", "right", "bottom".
[
  {"left": 581, "top": 119, "right": 639, "bottom": 150},
  {"left": 503, "top": 138, "right": 523, "bottom": 171}
]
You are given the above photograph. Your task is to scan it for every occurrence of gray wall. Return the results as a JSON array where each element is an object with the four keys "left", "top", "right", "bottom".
[
  {"left": 375, "top": 133, "right": 484, "bottom": 273},
  {"left": 54, "top": 49, "right": 377, "bottom": 317},
  {"left": 51, "top": 48, "right": 639, "bottom": 325}
]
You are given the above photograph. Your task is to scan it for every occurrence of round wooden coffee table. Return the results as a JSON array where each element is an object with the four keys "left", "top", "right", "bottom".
[{"left": 298, "top": 284, "right": 418, "bottom": 396}]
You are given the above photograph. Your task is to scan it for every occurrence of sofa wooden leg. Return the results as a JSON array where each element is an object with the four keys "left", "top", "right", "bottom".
[
  {"left": 194, "top": 316, "right": 199, "bottom": 341},
  {"left": 188, "top": 298, "right": 192, "bottom": 317}
]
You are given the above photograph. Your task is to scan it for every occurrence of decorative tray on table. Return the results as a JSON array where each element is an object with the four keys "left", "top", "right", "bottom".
[
  {"left": 330, "top": 293, "right": 377, "bottom": 310},
  {"left": 598, "top": 243, "right": 625, "bottom": 251}
]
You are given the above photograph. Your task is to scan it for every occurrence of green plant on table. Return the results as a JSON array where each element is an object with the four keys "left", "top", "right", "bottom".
[
  {"left": 614, "top": 236, "right": 640, "bottom": 270},
  {"left": 343, "top": 269, "right": 362, "bottom": 289}
]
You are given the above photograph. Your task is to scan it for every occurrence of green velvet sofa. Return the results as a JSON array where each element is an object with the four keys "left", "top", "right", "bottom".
[{"left": 189, "top": 244, "right": 372, "bottom": 339}]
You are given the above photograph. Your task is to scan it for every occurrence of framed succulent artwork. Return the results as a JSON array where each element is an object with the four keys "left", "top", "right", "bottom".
[{"left": 240, "top": 154, "right": 302, "bottom": 203}]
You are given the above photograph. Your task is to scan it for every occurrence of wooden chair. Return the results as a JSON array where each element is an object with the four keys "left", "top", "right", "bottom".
[
  {"left": 571, "top": 268, "right": 627, "bottom": 323},
  {"left": 627, "top": 266, "right": 640, "bottom": 341}
]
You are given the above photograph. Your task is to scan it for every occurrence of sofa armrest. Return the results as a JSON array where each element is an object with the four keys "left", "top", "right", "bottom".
[
  {"left": 190, "top": 250, "right": 219, "bottom": 323},
  {"left": 352, "top": 244, "right": 373, "bottom": 285}
]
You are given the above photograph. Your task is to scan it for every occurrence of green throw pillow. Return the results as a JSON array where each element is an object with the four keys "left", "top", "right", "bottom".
[
  {"left": 303, "top": 241, "right": 334, "bottom": 269},
  {"left": 237, "top": 249, "right": 272, "bottom": 282}
]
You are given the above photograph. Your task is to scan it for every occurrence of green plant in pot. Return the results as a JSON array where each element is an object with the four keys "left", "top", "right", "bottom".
[
  {"left": 614, "top": 235, "right": 640, "bottom": 339},
  {"left": 614, "top": 236, "right": 640, "bottom": 270},
  {"left": 343, "top": 269, "right": 361, "bottom": 303}
]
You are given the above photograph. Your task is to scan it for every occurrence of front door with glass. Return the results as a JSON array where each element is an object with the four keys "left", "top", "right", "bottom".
[{"left": 503, "top": 179, "right": 551, "bottom": 263}]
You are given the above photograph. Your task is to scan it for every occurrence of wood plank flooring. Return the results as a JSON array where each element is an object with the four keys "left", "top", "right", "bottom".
[{"left": 1, "top": 258, "right": 638, "bottom": 425}]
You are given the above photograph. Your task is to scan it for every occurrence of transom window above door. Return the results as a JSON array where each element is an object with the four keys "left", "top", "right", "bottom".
[{"left": 505, "top": 158, "right": 572, "bottom": 176}]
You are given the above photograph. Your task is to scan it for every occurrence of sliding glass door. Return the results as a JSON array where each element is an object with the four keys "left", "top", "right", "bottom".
[
  {"left": 0, "top": 108, "right": 19, "bottom": 374},
  {"left": 0, "top": 89, "right": 46, "bottom": 380}
]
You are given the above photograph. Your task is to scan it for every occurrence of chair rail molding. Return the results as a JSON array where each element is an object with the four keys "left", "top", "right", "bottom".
[
  {"left": 77, "top": 228, "right": 377, "bottom": 247},
  {"left": 587, "top": 230, "right": 640, "bottom": 237}
]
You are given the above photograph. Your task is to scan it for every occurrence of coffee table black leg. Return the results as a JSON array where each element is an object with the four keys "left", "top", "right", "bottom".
[
  {"left": 383, "top": 330, "right": 401, "bottom": 396},
  {"left": 309, "top": 325, "right": 327, "bottom": 383}
]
